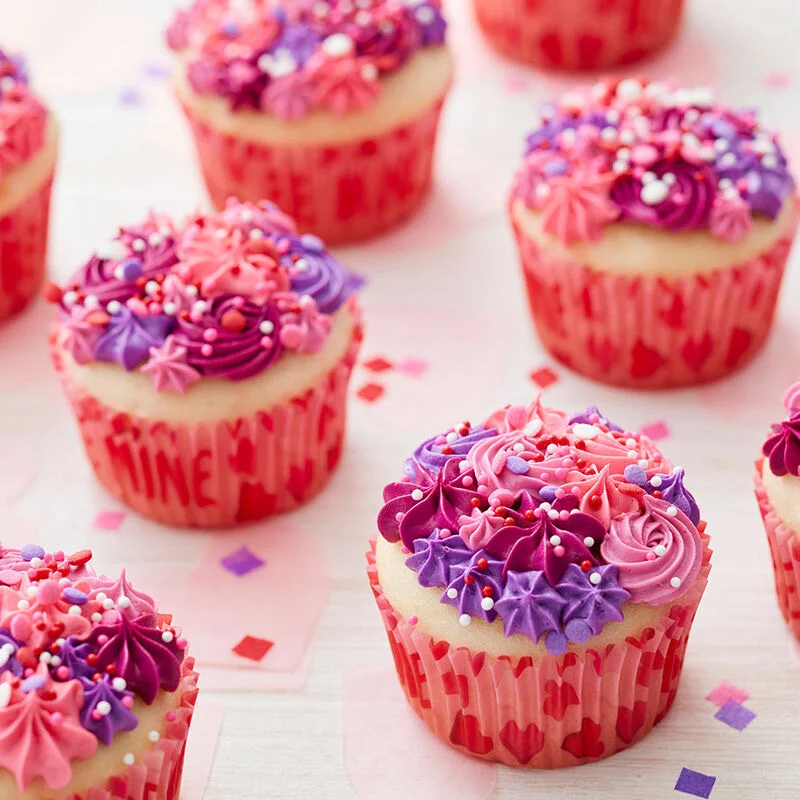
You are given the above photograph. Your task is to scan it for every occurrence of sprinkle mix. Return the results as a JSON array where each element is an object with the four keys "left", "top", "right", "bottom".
[
  {"left": 46, "top": 199, "right": 360, "bottom": 392},
  {"left": 378, "top": 399, "right": 707, "bottom": 655},
  {"left": 514, "top": 78, "right": 795, "bottom": 244},
  {"left": 168, "top": 0, "right": 447, "bottom": 120}
]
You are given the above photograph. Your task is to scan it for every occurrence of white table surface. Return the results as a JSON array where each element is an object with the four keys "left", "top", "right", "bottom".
[{"left": 1, "top": 0, "right": 800, "bottom": 798}]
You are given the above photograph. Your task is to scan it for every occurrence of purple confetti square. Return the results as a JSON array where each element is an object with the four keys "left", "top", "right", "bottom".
[
  {"left": 143, "top": 61, "right": 170, "bottom": 79},
  {"left": 119, "top": 86, "right": 143, "bottom": 106},
  {"left": 715, "top": 700, "right": 756, "bottom": 731},
  {"left": 675, "top": 768, "right": 716, "bottom": 798},
  {"left": 220, "top": 546, "right": 265, "bottom": 577}
]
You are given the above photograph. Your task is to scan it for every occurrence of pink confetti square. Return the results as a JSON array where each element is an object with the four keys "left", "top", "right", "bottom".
[
  {"left": 706, "top": 681, "right": 750, "bottom": 707},
  {"left": 397, "top": 357, "right": 429, "bottom": 378},
  {"left": 765, "top": 72, "right": 791, "bottom": 89},
  {"left": 93, "top": 510, "right": 126, "bottom": 531},
  {"left": 640, "top": 421, "right": 670, "bottom": 441},
  {"left": 530, "top": 367, "right": 559, "bottom": 389}
]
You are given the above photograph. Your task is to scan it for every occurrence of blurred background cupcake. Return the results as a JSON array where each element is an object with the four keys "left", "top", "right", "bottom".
[
  {"left": 510, "top": 78, "right": 797, "bottom": 389},
  {"left": 0, "top": 45, "right": 58, "bottom": 321},
  {"left": 368, "top": 397, "right": 711, "bottom": 767},
  {"left": 167, "top": 0, "right": 452, "bottom": 245},
  {"left": 472, "top": 0, "right": 684, "bottom": 70},
  {"left": 755, "top": 382, "right": 800, "bottom": 640},
  {"left": 47, "top": 198, "right": 363, "bottom": 527},
  {"left": 0, "top": 542, "right": 196, "bottom": 799}
]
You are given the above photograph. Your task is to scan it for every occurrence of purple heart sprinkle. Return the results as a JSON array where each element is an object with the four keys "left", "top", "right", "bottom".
[
  {"left": 540, "top": 486, "right": 557, "bottom": 502},
  {"left": 505, "top": 456, "right": 530, "bottom": 475},
  {"left": 20, "top": 544, "right": 45, "bottom": 562},
  {"left": 623, "top": 465, "right": 647, "bottom": 486},
  {"left": 63, "top": 588, "right": 89, "bottom": 606}
]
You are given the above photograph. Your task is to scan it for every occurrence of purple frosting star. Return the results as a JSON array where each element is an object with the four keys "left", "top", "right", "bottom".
[
  {"left": 403, "top": 425, "right": 497, "bottom": 482},
  {"left": 0, "top": 630, "right": 22, "bottom": 678},
  {"left": 440, "top": 551, "right": 504, "bottom": 623},
  {"left": 569, "top": 405, "right": 624, "bottom": 432},
  {"left": 405, "top": 531, "right": 473, "bottom": 588},
  {"left": 647, "top": 468, "right": 701, "bottom": 524},
  {"left": 558, "top": 563, "right": 630, "bottom": 644},
  {"left": 93, "top": 307, "right": 175, "bottom": 371},
  {"left": 54, "top": 637, "right": 97, "bottom": 681},
  {"left": 80, "top": 675, "right": 138, "bottom": 745},
  {"left": 267, "top": 23, "right": 321, "bottom": 65},
  {"left": 494, "top": 570, "right": 567, "bottom": 644}
]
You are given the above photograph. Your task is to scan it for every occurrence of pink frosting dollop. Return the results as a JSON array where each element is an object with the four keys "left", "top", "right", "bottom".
[
  {"left": 563, "top": 466, "right": 643, "bottom": 528},
  {"left": 709, "top": 191, "right": 753, "bottom": 242},
  {"left": 600, "top": 495, "right": 702, "bottom": 605}
]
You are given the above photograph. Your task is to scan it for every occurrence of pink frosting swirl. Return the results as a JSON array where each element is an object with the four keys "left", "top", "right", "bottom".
[
  {"left": 563, "top": 466, "right": 643, "bottom": 528},
  {"left": 484, "top": 398, "right": 569, "bottom": 436},
  {"left": 572, "top": 427, "right": 669, "bottom": 478},
  {"left": 600, "top": 495, "right": 702, "bottom": 604}
]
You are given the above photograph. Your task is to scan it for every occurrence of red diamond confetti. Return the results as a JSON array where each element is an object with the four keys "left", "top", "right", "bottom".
[
  {"left": 362, "top": 356, "right": 394, "bottom": 373},
  {"left": 356, "top": 383, "right": 385, "bottom": 403},
  {"left": 529, "top": 367, "right": 559, "bottom": 389},
  {"left": 232, "top": 636, "right": 273, "bottom": 663}
]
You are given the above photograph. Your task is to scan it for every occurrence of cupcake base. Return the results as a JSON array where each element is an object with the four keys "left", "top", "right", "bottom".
[
  {"left": 512, "top": 210, "right": 798, "bottom": 389},
  {"left": 367, "top": 537, "right": 711, "bottom": 768},
  {"left": 755, "top": 462, "right": 800, "bottom": 640},
  {"left": 472, "top": 0, "right": 684, "bottom": 69},
  {"left": 51, "top": 303, "right": 363, "bottom": 528},
  {"left": 181, "top": 97, "right": 446, "bottom": 246}
]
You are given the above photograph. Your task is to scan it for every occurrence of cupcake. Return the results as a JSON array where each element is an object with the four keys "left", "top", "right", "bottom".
[
  {"left": 510, "top": 78, "right": 797, "bottom": 389},
  {"left": 0, "top": 542, "right": 197, "bottom": 798},
  {"left": 473, "top": 0, "right": 684, "bottom": 70},
  {"left": 47, "top": 198, "right": 363, "bottom": 527},
  {"left": 755, "top": 382, "right": 800, "bottom": 640},
  {"left": 0, "top": 46, "right": 58, "bottom": 321},
  {"left": 368, "top": 398, "right": 711, "bottom": 767},
  {"left": 167, "top": 0, "right": 452, "bottom": 245}
]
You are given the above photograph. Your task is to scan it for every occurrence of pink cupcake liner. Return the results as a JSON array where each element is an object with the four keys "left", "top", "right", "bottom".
[
  {"left": 754, "top": 461, "right": 800, "bottom": 640},
  {"left": 472, "top": 0, "right": 684, "bottom": 70},
  {"left": 181, "top": 96, "right": 447, "bottom": 246},
  {"left": 367, "top": 536, "right": 711, "bottom": 768},
  {"left": 511, "top": 206, "right": 799, "bottom": 389},
  {"left": 51, "top": 300, "right": 363, "bottom": 527},
  {"left": 0, "top": 169, "right": 55, "bottom": 321},
  {"left": 75, "top": 655, "right": 198, "bottom": 800}
]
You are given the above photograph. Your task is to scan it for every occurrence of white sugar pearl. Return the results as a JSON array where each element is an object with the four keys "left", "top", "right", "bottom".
[
  {"left": 162, "top": 631, "right": 174, "bottom": 644},
  {"left": 50, "top": 656, "right": 61, "bottom": 667},
  {"left": 458, "top": 614, "right": 471, "bottom": 627},
  {"left": 600, "top": 127, "right": 617, "bottom": 141},
  {"left": 39, "top": 651, "right": 52, "bottom": 663},
  {"left": 91, "top": 613, "right": 103, "bottom": 623},
  {"left": 641, "top": 180, "right": 670, "bottom": 205},
  {"left": 480, "top": 597, "right": 495, "bottom": 611},
  {"left": 192, "top": 300, "right": 208, "bottom": 314},
  {"left": 27, "top": 586, "right": 37, "bottom": 597},
  {"left": 584, "top": 537, "right": 595, "bottom": 548},
  {"left": 618, "top": 129, "right": 635, "bottom": 145},
  {"left": 549, "top": 535, "right": 562, "bottom": 546},
  {"left": 524, "top": 419, "right": 543, "bottom": 437},
  {"left": 667, "top": 506, "right": 678, "bottom": 517},
  {"left": 0, "top": 684, "right": 11, "bottom": 708},
  {"left": 62, "top": 290, "right": 78, "bottom": 306},
  {"left": 627, "top": 450, "right": 638, "bottom": 459},
  {"left": 163, "top": 302, "right": 177, "bottom": 316},
  {"left": 535, "top": 183, "right": 551, "bottom": 199},
  {"left": 459, "top": 460, "right": 470, "bottom": 471},
  {"left": 102, "top": 598, "right": 114, "bottom": 610},
  {"left": 118, "top": 596, "right": 131, "bottom": 609},
  {"left": 84, "top": 295, "right": 100, "bottom": 309},
  {"left": 321, "top": 33, "right": 354, "bottom": 57},
  {"left": 0, "top": 652, "right": 8, "bottom": 669},
  {"left": 654, "top": 545, "right": 668, "bottom": 557},
  {"left": 107, "top": 300, "right": 122, "bottom": 314},
  {"left": 540, "top": 503, "right": 552, "bottom": 512},
  {"left": 762, "top": 154, "right": 778, "bottom": 169},
  {"left": 446, "top": 432, "right": 459, "bottom": 444},
  {"left": 625, "top": 438, "right": 637, "bottom": 447},
  {"left": 68, "top": 605, "right": 82, "bottom": 615},
  {"left": 148, "top": 731, "right": 161, "bottom": 743},
  {"left": 617, "top": 78, "right": 643, "bottom": 100},
  {"left": 145, "top": 280, "right": 160, "bottom": 296},
  {"left": 186, "top": 285, "right": 199, "bottom": 297},
  {"left": 589, "top": 572, "right": 602, "bottom": 585},
  {"left": 97, "top": 701, "right": 112, "bottom": 716},
  {"left": 446, "top": 588, "right": 458, "bottom": 599},
  {"left": 572, "top": 423, "right": 599, "bottom": 440},
  {"left": 411, "top": 489, "right": 424, "bottom": 501},
  {"left": 123, "top": 754, "right": 135, "bottom": 766},
  {"left": 650, "top": 476, "right": 663, "bottom": 488},
  {"left": 259, "top": 321, "right": 275, "bottom": 335},
  {"left": 513, "top": 443, "right": 525, "bottom": 453},
  {"left": 131, "top": 238, "right": 146, "bottom": 253},
  {"left": 612, "top": 160, "right": 629, "bottom": 174},
  {"left": 113, "top": 678, "right": 127, "bottom": 692},
  {"left": 638, "top": 459, "right": 649, "bottom": 469},
  {"left": 30, "top": 557, "right": 43, "bottom": 568},
  {"left": 148, "top": 233, "right": 163, "bottom": 246},
  {"left": 16, "top": 600, "right": 29, "bottom": 611},
  {"left": 670, "top": 576, "right": 682, "bottom": 589},
  {"left": 548, "top": 509, "right": 559, "bottom": 520},
  {"left": 616, "top": 147, "right": 631, "bottom": 161},
  {"left": 361, "top": 63, "right": 378, "bottom": 81}
]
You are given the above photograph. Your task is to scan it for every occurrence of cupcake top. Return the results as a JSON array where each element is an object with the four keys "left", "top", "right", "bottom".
[
  {"left": 0, "top": 48, "right": 48, "bottom": 180},
  {"left": 46, "top": 198, "right": 361, "bottom": 392},
  {"left": 377, "top": 398, "right": 708, "bottom": 655},
  {"left": 167, "top": 0, "right": 447, "bottom": 120},
  {"left": 762, "top": 382, "right": 800, "bottom": 477},
  {"left": 512, "top": 77, "right": 795, "bottom": 245},
  {"left": 0, "top": 543, "right": 187, "bottom": 791}
]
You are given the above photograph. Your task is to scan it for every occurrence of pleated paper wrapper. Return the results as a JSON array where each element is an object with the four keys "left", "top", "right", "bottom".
[
  {"left": 181, "top": 95, "right": 447, "bottom": 246},
  {"left": 0, "top": 168, "right": 55, "bottom": 321},
  {"left": 472, "top": 0, "right": 684, "bottom": 69},
  {"left": 367, "top": 536, "right": 711, "bottom": 768},
  {"left": 511, "top": 207, "right": 798, "bottom": 389},
  {"left": 70, "top": 656, "right": 198, "bottom": 800},
  {"left": 50, "top": 301, "right": 363, "bottom": 528},
  {"left": 755, "top": 460, "right": 800, "bottom": 640}
]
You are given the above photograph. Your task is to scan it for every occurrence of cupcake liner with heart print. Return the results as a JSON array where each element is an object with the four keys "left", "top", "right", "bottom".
[
  {"left": 367, "top": 536, "right": 711, "bottom": 768},
  {"left": 181, "top": 95, "right": 447, "bottom": 246},
  {"left": 0, "top": 168, "right": 55, "bottom": 321},
  {"left": 51, "top": 299, "right": 363, "bottom": 528},
  {"left": 511, "top": 206, "right": 798, "bottom": 389},
  {"left": 755, "top": 461, "right": 800, "bottom": 640},
  {"left": 472, "top": 0, "right": 684, "bottom": 69}
]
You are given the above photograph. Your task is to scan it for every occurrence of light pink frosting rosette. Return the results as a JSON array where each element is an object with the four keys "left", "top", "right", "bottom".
[
  {"left": 563, "top": 465, "right": 642, "bottom": 528},
  {"left": 485, "top": 398, "right": 570, "bottom": 436},
  {"left": 572, "top": 427, "right": 669, "bottom": 478},
  {"left": 601, "top": 494, "right": 702, "bottom": 605}
]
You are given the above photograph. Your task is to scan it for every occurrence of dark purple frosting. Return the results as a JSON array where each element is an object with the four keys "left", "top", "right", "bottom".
[
  {"left": 0, "top": 629, "right": 22, "bottom": 678},
  {"left": 558, "top": 564, "right": 629, "bottom": 644},
  {"left": 93, "top": 307, "right": 175, "bottom": 371},
  {"left": 86, "top": 614, "right": 185, "bottom": 705},
  {"left": 493, "top": 570, "right": 567, "bottom": 644},
  {"left": 405, "top": 532, "right": 472, "bottom": 588},
  {"left": 403, "top": 425, "right": 498, "bottom": 482},
  {"left": 80, "top": 676, "right": 138, "bottom": 745},
  {"left": 441, "top": 550, "right": 504, "bottom": 623},
  {"left": 651, "top": 468, "right": 700, "bottom": 525},
  {"left": 173, "top": 295, "right": 283, "bottom": 380},
  {"left": 54, "top": 637, "right": 96, "bottom": 682},
  {"left": 763, "top": 414, "right": 800, "bottom": 476},
  {"left": 569, "top": 405, "right": 623, "bottom": 433}
]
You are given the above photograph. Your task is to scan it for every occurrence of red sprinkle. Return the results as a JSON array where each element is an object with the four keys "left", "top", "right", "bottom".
[
  {"left": 68, "top": 550, "right": 93, "bottom": 567},
  {"left": 481, "top": 586, "right": 494, "bottom": 598},
  {"left": 220, "top": 309, "right": 247, "bottom": 333},
  {"left": 580, "top": 560, "right": 592, "bottom": 572},
  {"left": 469, "top": 498, "right": 482, "bottom": 508},
  {"left": 476, "top": 558, "right": 489, "bottom": 571},
  {"left": 42, "top": 282, "right": 63, "bottom": 303},
  {"left": 463, "top": 573, "right": 475, "bottom": 585}
]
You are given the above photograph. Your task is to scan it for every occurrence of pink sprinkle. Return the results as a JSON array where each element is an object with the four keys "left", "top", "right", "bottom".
[
  {"left": 438, "top": 529, "right": 451, "bottom": 539},
  {"left": 407, "top": 616, "right": 418, "bottom": 625},
  {"left": 50, "top": 712, "right": 64, "bottom": 726},
  {"left": 646, "top": 552, "right": 657, "bottom": 561},
  {"left": 462, "top": 476, "right": 474, "bottom": 487},
  {"left": 201, "top": 343, "right": 213, "bottom": 357},
  {"left": 571, "top": 486, "right": 582, "bottom": 496},
  {"left": 559, "top": 510, "right": 570, "bottom": 521},
  {"left": 55, "top": 666, "right": 70, "bottom": 680},
  {"left": 395, "top": 512, "right": 404, "bottom": 522},
  {"left": 434, "top": 435, "right": 447, "bottom": 445},
  {"left": 706, "top": 680, "right": 750, "bottom": 707},
  {"left": 632, "top": 144, "right": 659, "bottom": 165},
  {"left": 92, "top": 709, "right": 103, "bottom": 720},
  {"left": 190, "top": 310, "right": 203, "bottom": 323},
  {"left": 396, "top": 357, "right": 429, "bottom": 379},
  {"left": 533, "top": 507, "right": 542, "bottom": 519},
  {"left": 149, "top": 302, "right": 163, "bottom": 315},
  {"left": 122, "top": 696, "right": 135, "bottom": 709},
  {"left": 176, "top": 637, "right": 187, "bottom": 649},
  {"left": 553, "top": 545, "right": 566, "bottom": 558},
  {"left": 765, "top": 71, "right": 791, "bottom": 89},
  {"left": 165, "top": 711, "right": 176, "bottom": 721},
  {"left": 555, "top": 488, "right": 566, "bottom": 498},
  {"left": 277, "top": 240, "right": 290, "bottom": 254},
  {"left": 97, "top": 635, "right": 109, "bottom": 645},
  {"left": 260, "top": 336, "right": 273, "bottom": 349},
  {"left": 232, "top": 296, "right": 245, "bottom": 308},
  {"left": 53, "top": 551, "right": 64, "bottom": 562},
  {"left": 203, "top": 328, "right": 218, "bottom": 343},
  {"left": 477, "top": 485, "right": 489, "bottom": 496}
]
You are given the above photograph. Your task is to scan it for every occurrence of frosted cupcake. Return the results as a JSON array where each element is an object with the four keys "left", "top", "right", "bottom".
[
  {"left": 47, "top": 198, "right": 363, "bottom": 527},
  {"left": 510, "top": 78, "right": 797, "bottom": 389},
  {"left": 0, "top": 542, "right": 196, "bottom": 798},
  {"left": 473, "top": 0, "right": 684, "bottom": 70},
  {"left": 368, "top": 398, "right": 711, "bottom": 767},
  {"left": 168, "top": 0, "right": 452, "bottom": 245},
  {"left": 755, "top": 382, "right": 800, "bottom": 640},
  {"left": 0, "top": 47, "right": 58, "bottom": 321}
]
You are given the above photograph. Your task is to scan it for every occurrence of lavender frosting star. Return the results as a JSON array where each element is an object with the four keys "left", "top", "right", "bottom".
[
  {"left": 558, "top": 563, "right": 630, "bottom": 644},
  {"left": 80, "top": 675, "right": 138, "bottom": 745},
  {"left": 55, "top": 637, "right": 97, "bottom": 681},
  {"left": 405, "top": 531, "right": 473, "bottom": 588},
  {"left": 440, "top": 551, "right": 504, "bottom": 623},
  {"left": 285, "top": 236, "right": 356, "bottom": 314},
  {"left": 494, "top": 570, "right": 567, "bottom": 644},
  {"left": 569, "top": 405, "right": 623, "bottom": 432},
  {"left": 93, "top": 307, "right": 175, "bottom": 371},
  {"left": 647, "top": 468, "right": 701, "bottom": 524},
  {"left": 403, "top": 425, "right": 497, "bottom": 482},
  {"left": 0, "top": 630, "right": 22, "bottom": 678}
]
